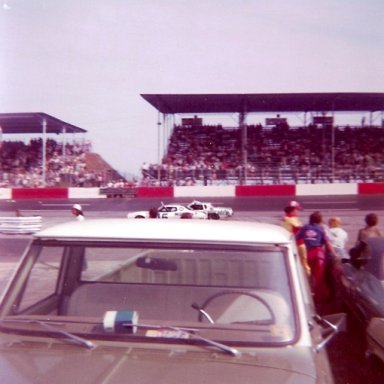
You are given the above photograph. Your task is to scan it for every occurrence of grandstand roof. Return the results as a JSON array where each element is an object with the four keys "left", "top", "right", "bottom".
[
  {"left": 141, "top": 93, "right": 384, "bottom": 114},
  {"left": 0, "top": 112, "right": 87, "bottom": 134}
]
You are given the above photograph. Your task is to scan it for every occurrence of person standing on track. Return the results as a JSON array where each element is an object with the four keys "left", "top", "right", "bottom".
[
  {"left": 356, "top": 213, "right": 383, "bottom": 243},
  {"left": 282, "top": 201, "right": 311, "bottom": 276},
  {"left": 296, "top": 211, "right": 337, "bottom": 303},
  {"left": 71, "top": 204, "right": 85, "bottom": 221},
  {"left": 282, "top": 200, "right": 302, "bottom": 234},
  {"left": 328, "top": 216, "right": 349, "bottom": 261}
]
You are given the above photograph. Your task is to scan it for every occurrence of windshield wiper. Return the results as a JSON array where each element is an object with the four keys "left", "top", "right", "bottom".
[
  {"left": 1, "top": 319, "right": 239, "bottom": 355},
  {"left": 134, "top": 323, "right": 240, "bottom": 357},
  {"left": 0, "top": 319, "right": 95, "bottom": 350}
]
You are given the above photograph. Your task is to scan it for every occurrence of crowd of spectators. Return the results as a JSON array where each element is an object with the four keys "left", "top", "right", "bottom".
[
  {"left": 2, "top": 124, "right": 382, "bottom": 188},
  {"left": 141, "top": 123, "right": 384, "bottom": 186},
  {"left": 0, "top": 138, "right": 109, "bottom": 187}
]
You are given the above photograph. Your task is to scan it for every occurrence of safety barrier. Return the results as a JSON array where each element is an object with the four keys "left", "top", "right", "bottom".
[
  {"left": 0, "top": 216, "right": 42, "bottom": 234},
  {"left": 0, "top": 183, "right": 383, "bottom": 200},
  {"left": 235, "top": 184, "right": 295, "bottom": 197},
  {"left": 11, "top": 188, "right": 68, "bottom": 199}
]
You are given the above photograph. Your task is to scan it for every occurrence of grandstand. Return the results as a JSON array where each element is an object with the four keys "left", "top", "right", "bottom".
[
  {"left": 84, "top": 153, "right": 125, "bottom": 186},
  {"left": 0, "top": 113, "right": 122, "bottom": 188},
  {"left": 141, "top": 93, "right": 384, "bottom": 186},
  {"left": 1, "top": 95, "right": 384, "bottom": 189}
]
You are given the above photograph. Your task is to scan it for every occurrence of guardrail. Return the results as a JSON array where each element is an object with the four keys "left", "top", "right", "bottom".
[
  {"left": 0, "top": 182, "right": 383, "bottom": 201},
  {"left": 0, "top": 216, "right": 42, "bottom": 234}
]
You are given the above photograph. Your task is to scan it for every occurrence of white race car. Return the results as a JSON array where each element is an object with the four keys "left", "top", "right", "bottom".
[
  {"left": 127, "top": 203, "right": 208, "bottom": 220},
  {"left": 187, "top": 200, "right": 234, "bottom": 220}
]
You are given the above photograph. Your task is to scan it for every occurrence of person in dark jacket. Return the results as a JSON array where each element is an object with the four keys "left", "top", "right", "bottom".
[{"left": 296, "top": 211, "right": 336, "bottom": 303}]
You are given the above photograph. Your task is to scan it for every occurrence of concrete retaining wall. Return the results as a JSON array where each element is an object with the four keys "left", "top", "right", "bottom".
[
  {"left": 296, "top": 183, "right": 358, "bottom": 196},
  {"left": 174, "top": 185, "right": 235, "bottom": 197},
  {"left": 0, "top": 182, "right": 382, "bottom": 199},
  {"left": 68, "top": 188, "right": 103, "bottom": 199}
]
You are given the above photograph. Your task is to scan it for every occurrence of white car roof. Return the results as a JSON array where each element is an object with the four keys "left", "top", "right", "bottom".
[{"left": 36, "top": 219, "right": 292, "bottom": 245}]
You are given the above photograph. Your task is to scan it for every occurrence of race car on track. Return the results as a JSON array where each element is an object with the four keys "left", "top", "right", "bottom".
[
  {"left": 187, "top": 200, "right": 234, "bottom": 220},
  {"left": 127, "top": 203, "right": 208, "bottom": 220}
]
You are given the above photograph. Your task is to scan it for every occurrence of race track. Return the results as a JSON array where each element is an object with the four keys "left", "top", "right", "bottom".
[
  {"left": 1, "top": 195, "right": 383, "bottom": 287},
  {"left": 1, "top": 195, "right": 384, "bottom": 383}
]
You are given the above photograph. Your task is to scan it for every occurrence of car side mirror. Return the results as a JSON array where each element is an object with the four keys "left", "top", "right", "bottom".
[{"left": 313, "top": 312, "right": 346, "bottom": 352}]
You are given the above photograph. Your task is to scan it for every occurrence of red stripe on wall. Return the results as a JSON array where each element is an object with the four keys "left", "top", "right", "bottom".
[
  {"left": 236, "top": 185, "right": 296, "bottom": 196},
  {"left": 135, "top": 187, "right": 174, "bottom": 198},
  {"left": 12, "top": 188, "right": 69, "bottom": 199},
  {"left": 358, "top": 183, "right": 384, "bottom": 195}
]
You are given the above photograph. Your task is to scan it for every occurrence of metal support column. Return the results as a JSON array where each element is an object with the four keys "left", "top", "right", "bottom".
[
  {"left": 239, "top": 110, "right": 247, "bottom": 185},
  {"left": 42, "top": 119, "right": 47, "bottom": 186},
  {"left": 157, "top": 111, "right": 162, "bottom": 164},
  {"left": 62, "top": 126, "right": 66, "bottom": 158}
]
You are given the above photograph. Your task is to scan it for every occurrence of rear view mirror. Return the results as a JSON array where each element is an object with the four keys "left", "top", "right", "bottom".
[{"left": 135, "top": 256, "right": 178, "bottom": 271}]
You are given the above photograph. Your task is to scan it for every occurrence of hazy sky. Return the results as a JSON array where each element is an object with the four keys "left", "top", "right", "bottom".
[{"left": 1, "top": 0, "right": 384, "bottom": 177}]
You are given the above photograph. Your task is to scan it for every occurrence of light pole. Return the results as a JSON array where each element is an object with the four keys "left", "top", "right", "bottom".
[{"left": 42, "top": 119, "right": 47, "bottom": 186}]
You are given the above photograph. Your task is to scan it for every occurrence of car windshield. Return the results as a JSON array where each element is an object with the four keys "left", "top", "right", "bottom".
[
  {"left": 1, "top": 241, "right": 297, "bottom": 346},
  {"left": 190, "top": 203, "right": 204, "bottom": 210}
]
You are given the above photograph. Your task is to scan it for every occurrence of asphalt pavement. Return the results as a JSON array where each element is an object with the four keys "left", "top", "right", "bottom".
[{"left": 1, "top": 196, "right": 383, "bottom": 292}]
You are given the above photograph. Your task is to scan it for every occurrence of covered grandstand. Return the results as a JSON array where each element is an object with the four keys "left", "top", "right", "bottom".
[
  {"left": 0, "top": 113, "right": 122, "bottom": 188},
  {"left": 141, "top": 93, "right": 384, "bottom": 186}
]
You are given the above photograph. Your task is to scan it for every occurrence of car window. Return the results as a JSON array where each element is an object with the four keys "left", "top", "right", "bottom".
[
  {"left": 81, "top": 247, "right": 289, "bottom": 288},
  {"left": 5, "top": 242, "right": 297, "bottom": 345},
  {"left": 78, "top": 245, "right": 296, "bottom": 339},
  {"left": 17, "top": 246, "right": 63, "bottom": 312}
]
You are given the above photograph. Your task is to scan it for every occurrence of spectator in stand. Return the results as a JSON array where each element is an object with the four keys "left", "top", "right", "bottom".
[
  {"left": 143, "top": 123, "right": 384, "bottom": 186},
  {"left": 0, "top": 138, "right": 113, "bottom": 187},
  {"left": 2, "top": 124, "right": 384, "bottom": 187}
]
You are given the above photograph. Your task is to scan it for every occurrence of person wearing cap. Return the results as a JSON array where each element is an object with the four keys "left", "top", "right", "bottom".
[
  {"left": 282, "top": 201, "right": 311, "bottom": 276},
  {"left": 71, "top": 204, "right": 85, "bottom": 221},
  {"left": 282, "top": 201, "right": 302, "bottom": 234},
  {"left": 289, "top": 200, "right": 301, "bottom": 209}
]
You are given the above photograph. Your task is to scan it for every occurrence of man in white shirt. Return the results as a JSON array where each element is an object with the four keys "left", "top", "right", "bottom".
[{"left": 328, "top": 217, "right": 348, "bottom": 260}]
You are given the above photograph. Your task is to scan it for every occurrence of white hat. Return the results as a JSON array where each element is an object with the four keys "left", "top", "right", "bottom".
[
  {"left": 72, "top": 204, "right": 82, "bottom": 211},
  {"left": 289, "top": 200, "right": 301, "bottom": 209}
]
